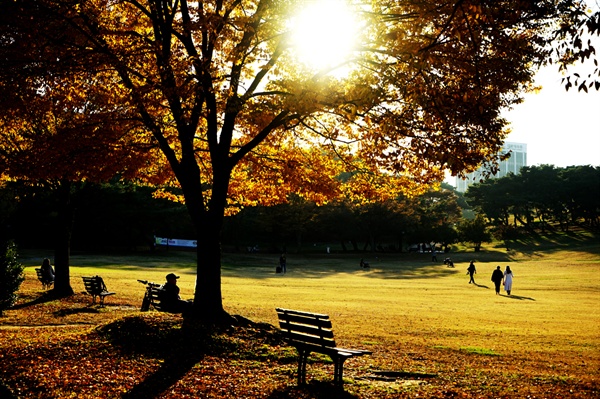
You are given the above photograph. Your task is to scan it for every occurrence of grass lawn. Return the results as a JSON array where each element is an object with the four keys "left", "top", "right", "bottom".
[{"left": 1, "top": 233, "right": 599, "bottom": 398}]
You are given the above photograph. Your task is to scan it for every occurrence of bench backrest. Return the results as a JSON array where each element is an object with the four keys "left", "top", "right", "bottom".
[
  {"left": 276, "top": 308, "right": 337, "bottom": 348},
  {"left": 146, "top": 283, "right": 164, "bottom": 310},
  {"left": 82, "top": 276, "right": 107, "bottom": 295}
]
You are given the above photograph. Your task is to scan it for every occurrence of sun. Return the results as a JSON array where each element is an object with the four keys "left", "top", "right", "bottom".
[{"left": 289, "top": 0, "right": 361, "bottom": 73}]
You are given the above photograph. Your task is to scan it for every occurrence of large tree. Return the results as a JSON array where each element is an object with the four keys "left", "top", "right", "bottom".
[
  {"left": 0, "top": 0, "right": 590, "bottom": 321},
  {"left": 0, "top": 53, "right": 162, "bottom": 296}
]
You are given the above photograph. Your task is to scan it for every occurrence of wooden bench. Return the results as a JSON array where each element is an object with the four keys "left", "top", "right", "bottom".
[
  {"left": 276, "top": 308, "right": 372, "bottom": 387},
  {"left": 35, "top": 268, "right": 53, "bottom": 289},
  {"left": 138, "top": 280, "right": 165, "bottom": 311},
  {"left": 82, "top": 276, "right": 115, "bottom": 306}
]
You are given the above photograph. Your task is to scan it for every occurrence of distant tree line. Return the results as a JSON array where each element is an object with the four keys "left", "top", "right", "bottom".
[
  {"left": 0, "top": 180, "right": 466, "bottom": 253},
  {"left": 224, "top": 187, "right": 463, "bottom": 253},
  {"left": 1, "top": 165, "right": 596, "bottom": 253},
  {"left": 465, "top": 165, "right": 600, "bottom": 235}
]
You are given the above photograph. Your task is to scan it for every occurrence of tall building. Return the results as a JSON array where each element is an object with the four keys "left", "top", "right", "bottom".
[{"left": 455, "top": 142, "right": 527, "bottom": 193}]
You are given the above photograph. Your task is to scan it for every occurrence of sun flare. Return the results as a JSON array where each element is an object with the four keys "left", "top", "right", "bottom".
[{"left": 289, "top": 0, "right": 361, "bottom": 72}]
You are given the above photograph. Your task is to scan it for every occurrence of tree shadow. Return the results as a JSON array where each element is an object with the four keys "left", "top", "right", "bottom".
[
  {"left": 94, "top": 315, "right": 243, "bottom": 399},
  {"left": 0, "top": 379, "right": 18, "bottom": 399},
  {"left": 53, "top": 307, "right": 101, "bottom": 317},
  {"left": 505, "top": 230, "right": 600, "bottom": 256},
  {"left": 121, "top": 354, "right": 202, "bottom": 399},
  {"left": 361, "top": 370, "right": 437, "bottom": 381},
  {"left": 9, "top": 291, "right": 58, "bottom": 310},
  {"left": 267, "top": 380, "right": 359, "bottom": 399}
]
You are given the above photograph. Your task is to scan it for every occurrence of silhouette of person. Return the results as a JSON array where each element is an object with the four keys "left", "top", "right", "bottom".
[
  {"left": 491, "top": 266, "right": 504, "bottom": 295},
  {"left": 160, "top": 273, "right": 193, "bottom": 313},
  {"left": 503, "top": 266, "right": 514, "bottom": 295},
  {"left": 40, "top": 258, "right": 55, "bottom": 283},
  {"left": 279, "top": 253, "right": 287, "bottom": 274},
  {"left": 467, "top": 261, "right": 476, "bottom": 284}
]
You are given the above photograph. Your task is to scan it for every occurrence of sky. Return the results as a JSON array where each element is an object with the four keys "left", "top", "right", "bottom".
[
  {"left": 504, "top": 65, "right": 600, "bottom": 168},
  {"left": 505, "top": 0, "right": 599, "bottom": 169}
]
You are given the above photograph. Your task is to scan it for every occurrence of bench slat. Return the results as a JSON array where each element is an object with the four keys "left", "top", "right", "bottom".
[
  {"left": 275, "top": 307, "right": 372, "bottom": 388},
  {"left": 278, "top": 320, "right": 335, "bottom": 337},
  {"left": 140, "top": 282, "right": 166, "bottom": 312},
  {"left": 82, "top": 276, "right": 115, "bottom": 306},
  {"left": 276, "top": 308, "right": 329, "bottom": 318},
  {"left": 285, "top": 331, "right": 336, "bottom": 347},
  {"left": 277, "top": 313, "right": 333, "bottom": 329}
]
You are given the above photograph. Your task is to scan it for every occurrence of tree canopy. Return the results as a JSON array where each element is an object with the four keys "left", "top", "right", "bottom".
[
  {"left": 465, "top": 165, "right": 600, "bottom": 232},
  {"left": 0, "top": 0, "right": 592, "bottom": 322}
]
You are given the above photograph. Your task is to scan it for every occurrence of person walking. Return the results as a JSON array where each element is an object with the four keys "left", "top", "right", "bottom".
[
  {"left": 491, "top": 266, "right": 504, "bottom": 295},
  {"left": 466, "top": 261, "right": 477, "bottom": 284},
  {"left": 503, "top": 266, "right": 514, "bottom": 295}
]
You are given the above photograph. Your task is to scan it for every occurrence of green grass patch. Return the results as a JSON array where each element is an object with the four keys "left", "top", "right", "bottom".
[{"left": 459, "top": 347, "right": 502, "bottom": 356}]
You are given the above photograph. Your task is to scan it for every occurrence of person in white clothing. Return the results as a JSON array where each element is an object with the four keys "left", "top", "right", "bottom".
[{"left": 503, "top": 266, "right": 514, "bottom": 295}]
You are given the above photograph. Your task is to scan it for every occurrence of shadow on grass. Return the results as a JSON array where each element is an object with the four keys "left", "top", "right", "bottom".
[
  {"left": 95, "top": 315, "right": 273, "bottom": 399},
  {"left": 505, "top": 229, "right": 600, "bottom": 256},
  {"left": 121, "top": 355, "right": 202, "bottom": 399},
  {"left": 503, "top": 294, "right": 535, "bottom": 301},
  {"left": 9, "top": 291, "right": 59, "bottom": 310},
  {"left": 472, "top": 283, "right": 490, "bottom": 289},
  {"left": 53, "top": 307, "right": 101, "bottom": 316},
  {"left": 100, "top": 317, "right": 209, "bottom": 399},
  {"left": 364, "top": 370, "right": 437, "bottom": 381},
  {"left": 0, "top": 379, "right": 17, "bottom": 399},
  {"left": 267, "top": 380, "right": 359, "bottom": 399}
]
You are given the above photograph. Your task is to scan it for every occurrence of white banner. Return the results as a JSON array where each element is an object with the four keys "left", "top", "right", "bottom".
[{"left": 154, "top": 236, "right": 197, "bottom": 248}]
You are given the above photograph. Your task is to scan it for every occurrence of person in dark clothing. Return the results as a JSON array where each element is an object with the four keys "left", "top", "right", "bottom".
[
  {"left": 40, "top": 258, "right": 55, "bottom": 283},
  {"left": 160, "top": 273, "right": 193, "bottom": 313},
  {"left": 491, "top": 266, "right": 504, "bottom": 295},
  {"left": 466, "top": 261, "right": 477, "bottom": 284},
  {"left": 279, "top": 253, "right": 287, "bottom": 274}
]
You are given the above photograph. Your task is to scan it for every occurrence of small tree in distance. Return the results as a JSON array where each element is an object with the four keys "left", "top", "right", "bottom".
[
  {"left": 457, "top": 214, "right": 492, "bottom": 252},
  {"left": 0, "top": 241, "right": 24, "bottom": 317}
]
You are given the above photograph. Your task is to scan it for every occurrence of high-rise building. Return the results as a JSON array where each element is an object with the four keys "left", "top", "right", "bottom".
[{"left": 455, "top": 142, "right": 527, "bottom": 192}]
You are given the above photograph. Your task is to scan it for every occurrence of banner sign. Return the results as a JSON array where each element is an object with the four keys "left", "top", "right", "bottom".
[{"left": 154, "top": 236, "right": 197, "bottom": 248}]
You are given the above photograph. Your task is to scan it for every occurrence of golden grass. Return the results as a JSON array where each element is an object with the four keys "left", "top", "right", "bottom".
[{"left": 13, "top": 245, "right": 600, "bottom": 360}]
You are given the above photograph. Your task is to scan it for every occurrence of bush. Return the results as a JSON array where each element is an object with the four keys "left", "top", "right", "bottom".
[{"left": 0, "top": 241, "right": 24, "bottom": 316}]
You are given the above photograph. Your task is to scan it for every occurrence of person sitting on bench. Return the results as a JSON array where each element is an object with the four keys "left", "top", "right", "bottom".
[
  {"left": 40, "top": 258, "right": 55, "bottom": 283},
  {"left": 159, "top": 273, "right": 193, "bottom": 313}
]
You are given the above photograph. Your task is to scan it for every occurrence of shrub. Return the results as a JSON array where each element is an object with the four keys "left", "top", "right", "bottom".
[{"left": 0, "top": 241, "right": 24, "bottom": 316}]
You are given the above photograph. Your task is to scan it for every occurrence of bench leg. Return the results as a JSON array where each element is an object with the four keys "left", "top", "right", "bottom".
[
  {"left": 297, "top": 348, "right": 308, "bottom": 385},
  {"left": 333, "top": 357, "right": 347, "bottom": 388}
]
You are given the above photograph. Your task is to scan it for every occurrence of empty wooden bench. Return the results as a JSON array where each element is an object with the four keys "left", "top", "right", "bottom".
[
  {"left": 276, "top": 308, "right": 372, "bottom": 387},
  {"left": 35, "top": 268, "right": 53, "bottom": 289},
  {"left": 138, "top": 280, "right": 165, "bottom": 312},
  {"left": 82, "top": 276, "right": 115, "bottom": 306}
]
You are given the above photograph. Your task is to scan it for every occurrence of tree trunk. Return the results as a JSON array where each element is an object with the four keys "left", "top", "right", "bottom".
[
  {"left": 192, "top": 221, "right": 226, "bottom": 321},
  {"left": 295, "top": 230, "right": 302, "bottom": 253},
  {"left": 179, "top": 158, "right": 231, "bottom": 324},
  {"left": 53, "top": 180, "right": 74, "bottom": 297}
]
